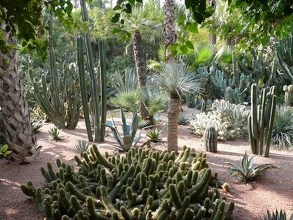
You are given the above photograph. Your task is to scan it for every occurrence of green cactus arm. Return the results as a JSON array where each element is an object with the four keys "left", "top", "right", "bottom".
[
  {"left": 80, "top": 0, "right": 100, "bottom": 142},
  {"left": 264, "top": 95, "right": 277, "bottom": 157},
  {"left": 98, "top": 38, "right": 107, "bottom": 142},
  {"left": 251, "top": 84, "right": 259, "bottom": 139},
  {"left": 120, "top": 108, "right": 130, "bottom": 136},
  {"left": 109, "top": 165, "right": 135, "bottom": 201},
  {"left": 77, "top": 35, "right": 93, "bottom": 142}
]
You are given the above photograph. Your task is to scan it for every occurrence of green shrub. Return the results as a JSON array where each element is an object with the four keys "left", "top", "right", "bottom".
[{"left": 272, "top": 105, "right": 293, "bottom": 149}]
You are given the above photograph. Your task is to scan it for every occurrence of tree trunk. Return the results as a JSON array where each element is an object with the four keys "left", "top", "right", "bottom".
[
  {"left": 0, "top": 24, "right": 41, "bottom": 164},
  {"left": 163, "top": 0, "right": 176, "bottom": 62},
  {"left": 133, "top": 30, "right": 149, "bottom": 119},
  {"left": 167, "top": 96, "right": 180, "bottom": 153}
]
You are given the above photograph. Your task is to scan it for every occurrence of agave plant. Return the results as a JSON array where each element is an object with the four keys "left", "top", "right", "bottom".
[
  {"left": 48, "top": 127, "right": 63, "bottom": 141},
  {"left": 104, "top": 108, "right": 150, "bottom": 152},
  {"left": 74, "top": 140, "right": 89, "bottom": 156},
  {"left": 260, "top": 209, "right": 293, "bottom": 220},
  {"left": 224, "top": 152, "right": 277, "bottom": 182},
  {"left": 146, "top": 127, "right": 162, "bottom": 142}
]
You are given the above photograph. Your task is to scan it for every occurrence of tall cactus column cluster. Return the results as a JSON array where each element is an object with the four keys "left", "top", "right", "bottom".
[
  {"left": 21, "top": 146, "right": 234, "bottom": 219},
  {"left": 248, "top": 84, "right": 277, "bottom": 157},
  {"left": 30, "top": 19, "right": 80, "bottom": 129},
  {"left": 78, "top": 0, "right": 107, "bottom": 142}
]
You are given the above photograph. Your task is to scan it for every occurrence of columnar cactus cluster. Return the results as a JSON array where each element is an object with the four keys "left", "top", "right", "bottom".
[
  {"left": 248, "top": 84, "right": 277, "bottom": 157},
  {"left": 21, "top": 145, "right": 234, "bottom": 219}
]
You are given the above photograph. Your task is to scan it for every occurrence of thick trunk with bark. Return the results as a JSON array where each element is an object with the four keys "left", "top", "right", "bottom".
[
  {"left": 0, "top": 25, "right": 41, "bottom": 164},
  {"left": 133, "top": 30, "right": 149, "bottom": 119},
  {"left": 167, "top": 96, "right": 180, "bottom": 153},
  {"left": 163, "top": 0, "right": 176, "bottom": 62}
]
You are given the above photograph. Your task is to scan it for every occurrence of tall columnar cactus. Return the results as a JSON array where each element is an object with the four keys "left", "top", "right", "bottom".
[
  {"left": 21, "top": 145, "right": 234, "bottom": 219},
  {"left": 248, "top": 84, "right": 277, "bottom": 157},
  {"left": 30, "top": 19, "right": 80, "bottom": 129},
  {"left": 78, "top": 0, "right": 108, "bottom": 142},
  {"left": 203, "top": 126, "right": 218, "bottom": 153},
  {"left": 283, "top": 85, "right": 293, "bottom": 106}
]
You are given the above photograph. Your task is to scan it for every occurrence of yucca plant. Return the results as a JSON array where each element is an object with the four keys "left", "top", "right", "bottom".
[
  {"left": 224, "top": 151, "right": 277, "bottom": 182},
  {"left": 74, "top": 140, "right": 89, "bottom": 156},
  {"left": 260, "top": 209, "right": 293, "bottom": 220},
  {"left": 48, "top": 127, "right": 63, "bottom": 141},
  {"left": 146, "top": 127, "right": 162, "bottom": 142},
  {"left": 272, "top": 105, "right": 293, "bottom": 149}
]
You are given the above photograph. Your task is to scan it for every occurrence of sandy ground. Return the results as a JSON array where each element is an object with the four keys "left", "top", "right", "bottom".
[{"left": 1, "top": 106, "right": 293, "bottom": 219}]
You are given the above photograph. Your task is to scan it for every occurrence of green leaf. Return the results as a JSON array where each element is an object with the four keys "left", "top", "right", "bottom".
[
  {"left": 65, "top": 1, "right": 73, "bottom": 14},
  {"left": 187, "top": 23, "right": 198, "bottom": 33},
  {"left": 185, "top": 41, "right": 194, "bottom": 50},
  {"left": 112, "top": 28, "right": 121, "bottom": 34},
  {"left": 180, "top": 45, "right": 188, "bottom": 54},
  {"left": 111, "top": 13, "right": 120, "bottom": 23},
  {"left": 124, "top": 3, "right": 132, "bottom": 13}
]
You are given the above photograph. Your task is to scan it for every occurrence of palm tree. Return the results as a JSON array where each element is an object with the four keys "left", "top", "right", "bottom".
[
  {"left": 0, "top": 24, "right": 41, "bottom": 164},
  {"left": 163, "top": 0, "right": 176, "bottom": 61},
  {"left": 152, "top": 62, "right": 200, "bottom": 152}
]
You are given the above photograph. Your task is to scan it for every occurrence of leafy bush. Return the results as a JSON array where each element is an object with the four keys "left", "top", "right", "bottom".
[
  {"left": 189, "top": 100, "right": 250, "bottom": 140},
  {"left": 272, "top": 105, "right": 293, "bottom": 149},
  {"left": 224, "top": 152, "right": 277, "bottom": 182}
]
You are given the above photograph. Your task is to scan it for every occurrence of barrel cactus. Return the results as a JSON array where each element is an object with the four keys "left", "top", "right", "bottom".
[{"left": 204, "top": 126, "right": 218, "bottom": 153}]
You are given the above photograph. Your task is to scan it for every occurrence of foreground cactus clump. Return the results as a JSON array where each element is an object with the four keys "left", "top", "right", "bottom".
[{"left": 21, "top": 145, "right": 234, "bottom": 219}]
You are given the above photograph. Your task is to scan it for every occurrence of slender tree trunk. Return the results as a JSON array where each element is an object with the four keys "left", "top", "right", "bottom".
[
  {"left": 167, "top": 96, "right": 180, "bottom": 153},
  {"left": 133, "top": 30, "right": 149, "bottom": 119},
  {"left": 163, "top": 0, "right": 176, "bottom": 62},
  {"left": 0, "top": 24, "right": 41, "bottom": 164}
]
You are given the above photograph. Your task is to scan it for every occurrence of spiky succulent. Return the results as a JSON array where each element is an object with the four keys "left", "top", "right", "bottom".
[{"left": 224, "top": 152, "right": 277, "bottom": 182}]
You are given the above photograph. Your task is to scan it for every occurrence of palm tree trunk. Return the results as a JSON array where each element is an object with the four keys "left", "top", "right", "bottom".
[
  {"left": 133, "top": 30, "right": 149, "bottom": 119},
  {"left": 167, "top": 96, "right": 180, "bottom": 153},
  {"left": 163, "top": 0, "right": 176, "bottom": 62},
  {"left": 0, "top": 24, "right": 41, "bottom": 164}
]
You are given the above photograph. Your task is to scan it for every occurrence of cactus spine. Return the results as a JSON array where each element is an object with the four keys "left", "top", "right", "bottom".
[
  {"left": 203, "top": 126, "right": 218, "bottom": 153},
  {"left": 248, "top": 84, "right": 277, "bottom": 157}
]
